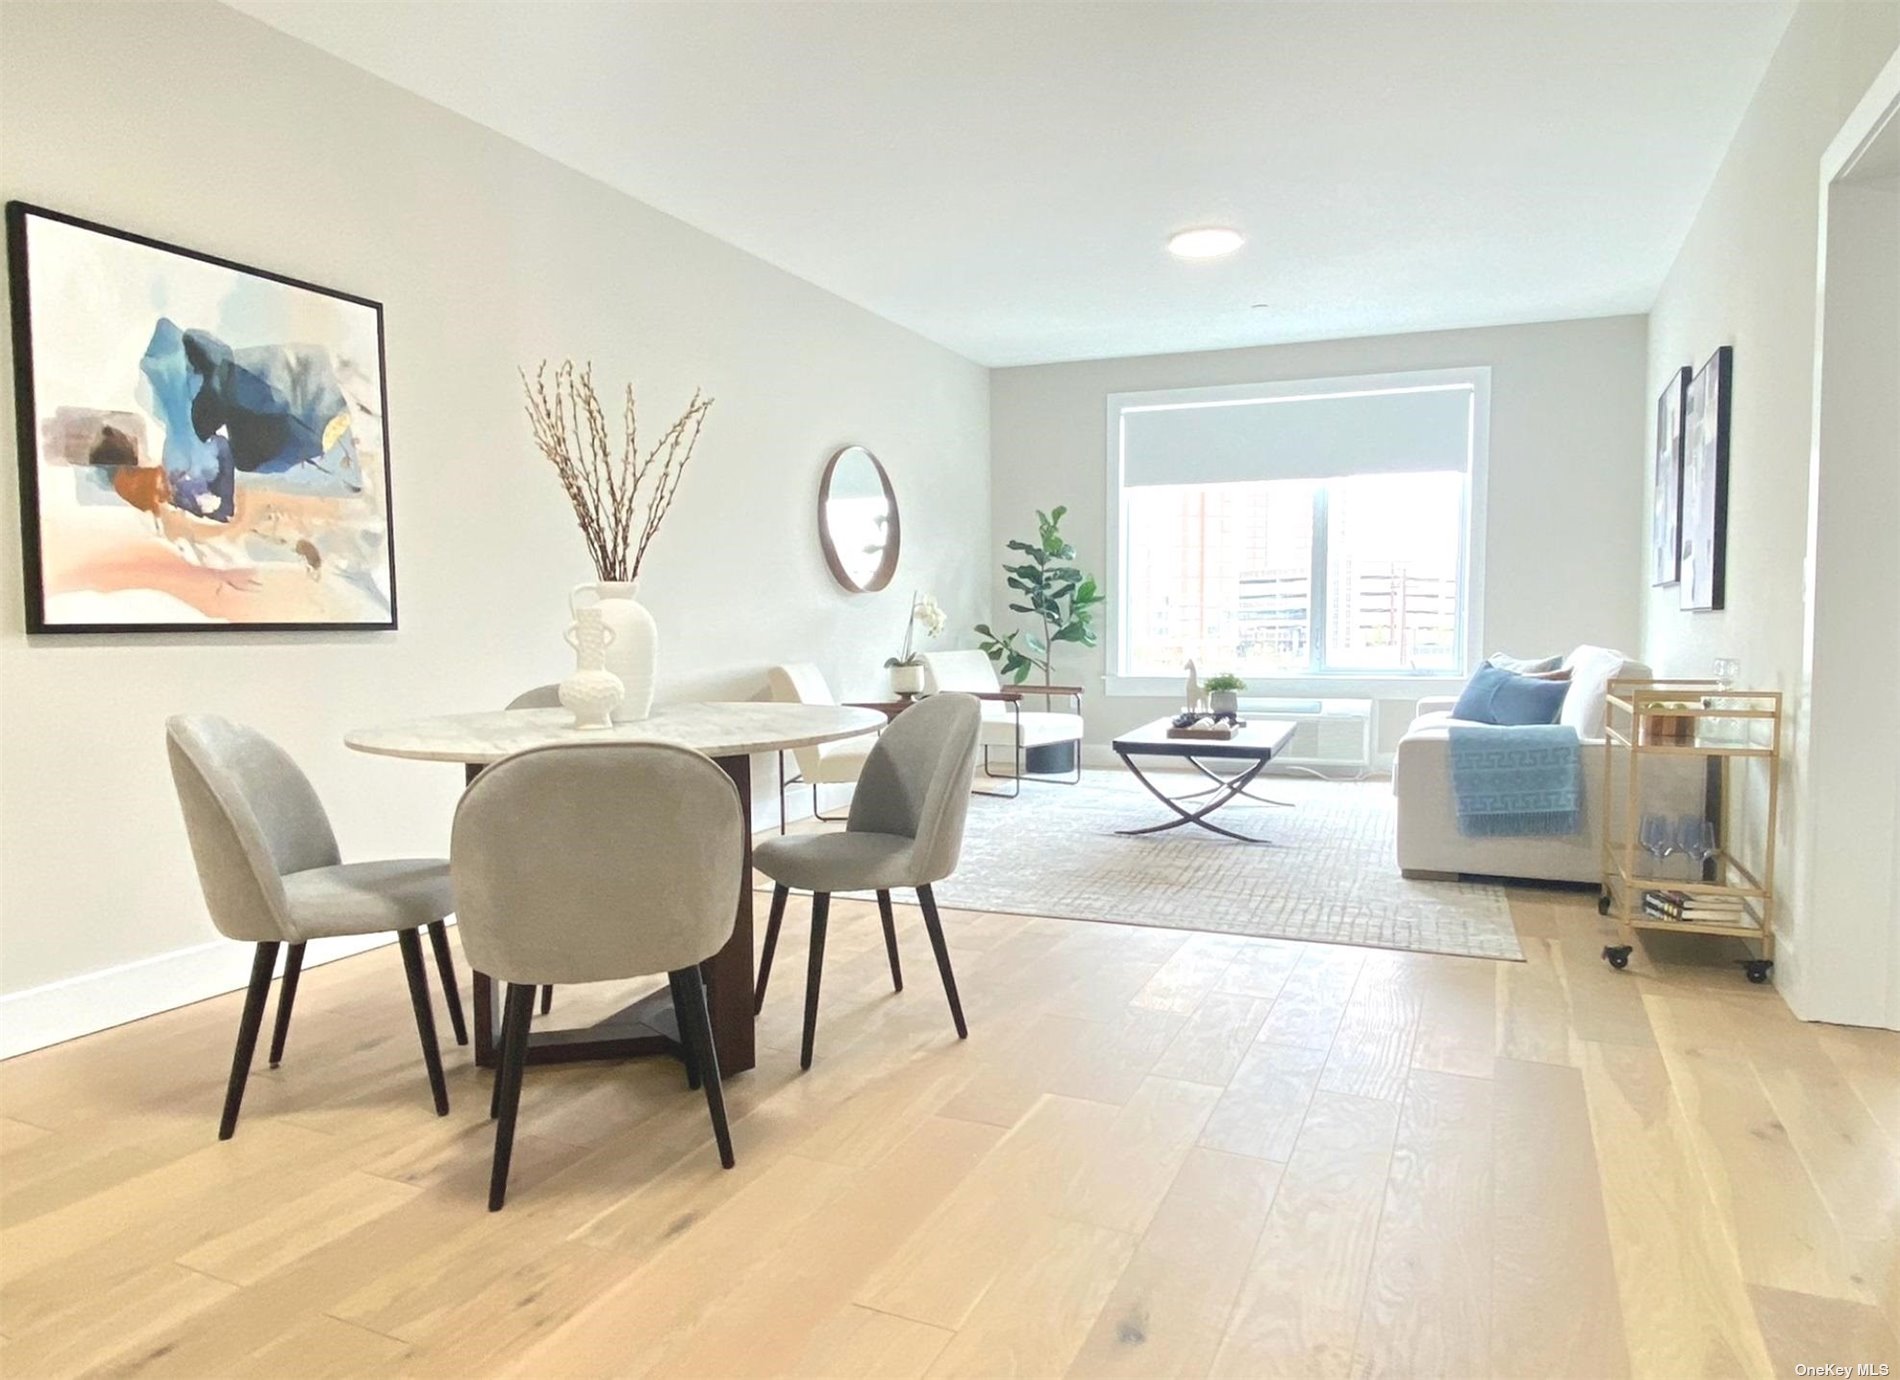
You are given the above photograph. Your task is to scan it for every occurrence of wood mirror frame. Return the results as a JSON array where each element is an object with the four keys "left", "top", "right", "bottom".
[{"left": 817, "top": 445, "right": 900, "bottom": 593}]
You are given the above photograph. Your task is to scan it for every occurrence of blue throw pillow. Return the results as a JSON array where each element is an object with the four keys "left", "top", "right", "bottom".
[
  {"left": 1451, "top": 665, "right": 1510, "bottom": 722},
  {"left": 1493, "top": 672, "right": 1569, "bottom": 725},
  {"left": 1451, "top": 664, "right": 1568, "bottom": 726}
]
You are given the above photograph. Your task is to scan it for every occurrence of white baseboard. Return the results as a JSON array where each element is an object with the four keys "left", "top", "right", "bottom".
[
  {"left": 1774, "top": 932, "right": 1893, "bottom": 1029},
  {"left": 0, "top": 930, "right": 399, "bottom": 1061}
]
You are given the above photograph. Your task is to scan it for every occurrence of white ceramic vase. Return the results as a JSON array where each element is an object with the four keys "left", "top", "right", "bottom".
[
  {"left": 574, "top": 581, "right": 657, "bottom": 722},
  {"left": 891, "top": 662, "right": 926, "bottom": 696},
  {"left": 560, "top": 605, "right": 624, "bottom": 729}
]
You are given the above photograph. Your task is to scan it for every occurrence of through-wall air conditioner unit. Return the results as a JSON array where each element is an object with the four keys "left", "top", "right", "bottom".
[{"left": 1241, "top": 697, "right": 1373, "bottom": 775}]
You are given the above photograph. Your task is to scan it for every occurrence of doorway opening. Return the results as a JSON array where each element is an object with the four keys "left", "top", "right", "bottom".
[{"left": 1795, "top": 56, "right": 1900, "bottom": 1030}]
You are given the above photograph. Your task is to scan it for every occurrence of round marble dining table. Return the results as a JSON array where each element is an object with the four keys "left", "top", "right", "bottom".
[
  {"left": 345, "top": 701, "right": 883, "bottom": 767},
  {"left": 346, "top": 701, "right": 885, "bottom": 1078}
]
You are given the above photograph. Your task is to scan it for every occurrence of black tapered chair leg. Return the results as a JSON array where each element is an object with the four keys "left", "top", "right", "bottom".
[
  {"left": 487, "top": 978, "right": 511, "bottom": 1120},
  {"left": 916, "top": 885, "right": 968, "bottom": 1039},
  {"left": 397, "top": 929, "right": 450, "bottom": 1116},
  {"left": 754, "top": 883, "right": 789, "bottom": 1014},
  {"left": 267, "top": 941, "right": 305, "bottom": 1068},
  {"left": 489, "top": 983, "right": 535, "bottom": 1210},
  {"left": 426, "top": 920, "right": 468, "bottom": 1047},
  {"left": 674, "top": 966, "right": 735, "bottom": 1169},
  {"left": 875, "top": 890, "right": 904, "bottom": 992},
  {"left": 219, "top": 941, "right": 281, "bottom": 1140},
  {"left": 540, "top": 985, "right": 553, "bottom": 1016},
  {"left": 487, "top": 975, "right": 507, "bottom": 1120},
  {"left": 669, "top": 970, "right": 702, "bottom": 1090},
  {"left": 800, "top": 892, "right": 831, "bottom": 1070}
]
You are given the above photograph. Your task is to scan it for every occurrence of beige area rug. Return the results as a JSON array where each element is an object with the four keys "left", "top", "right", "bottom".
[{"left": 816, "top": 770, "right": 1523, "bottom": 962}]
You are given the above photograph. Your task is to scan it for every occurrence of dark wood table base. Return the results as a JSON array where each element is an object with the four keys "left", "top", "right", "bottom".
[
  {"left": 463, "top": 753, "right": 757, "bottom": 1078},
  {"left": 470, "top": 971, "right": 682, "bottom": 1068}
]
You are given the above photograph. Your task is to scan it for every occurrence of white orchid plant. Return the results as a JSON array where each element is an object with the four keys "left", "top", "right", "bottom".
[{"left": 886, "top": 592, "right": 947, "bottom": 669}]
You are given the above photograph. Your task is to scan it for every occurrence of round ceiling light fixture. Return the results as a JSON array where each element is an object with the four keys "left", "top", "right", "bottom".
[{"left": 1168, "top": 226, "right": 1245, "bottom": 260}]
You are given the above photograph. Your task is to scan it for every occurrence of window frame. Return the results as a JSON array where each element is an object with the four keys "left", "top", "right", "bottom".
[{"left": 1104, "top": 366, "right": 1490, "bottom": 696}]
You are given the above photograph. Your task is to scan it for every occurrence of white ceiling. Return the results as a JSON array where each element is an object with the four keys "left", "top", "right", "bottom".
[{"left": 233, "top": 0, "right": 1795, "bottom": 367}]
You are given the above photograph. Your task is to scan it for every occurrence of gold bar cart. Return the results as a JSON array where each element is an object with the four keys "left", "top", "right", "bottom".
[{"left": 1598, "top": 678, "right": 1783, "bottom": 983}]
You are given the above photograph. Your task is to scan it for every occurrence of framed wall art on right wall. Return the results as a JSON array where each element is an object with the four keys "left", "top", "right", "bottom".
[
  {"left": 1680, "top": 346, "right": 1732, "bottom": 612},
  {"left": 1651, "top": 364, "right": 1689, "bottom": 586}
]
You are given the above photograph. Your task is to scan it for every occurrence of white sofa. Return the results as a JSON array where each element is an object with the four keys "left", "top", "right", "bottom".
[{"left": 1393, "top": 646, "right": 1652, "bottom": 885}]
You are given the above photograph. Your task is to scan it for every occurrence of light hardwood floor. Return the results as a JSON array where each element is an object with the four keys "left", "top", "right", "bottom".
[{"left": 1, "top": 887, "right": 1895, "bottom": 1378}]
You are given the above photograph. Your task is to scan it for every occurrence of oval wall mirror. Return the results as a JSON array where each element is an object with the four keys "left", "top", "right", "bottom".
[{"left": 818, "top": 445, "right": 899, "bottom": 592}]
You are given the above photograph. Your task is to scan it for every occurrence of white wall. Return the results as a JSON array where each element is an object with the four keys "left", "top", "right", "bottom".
[
  {"left": 1640, "top": 0, "right": 1899, "bottom": 1024},
  {"left": 1641, "top": 0, "right": 1899, "bottom": 681},
  {"left": 0, "top": 2, "right": 990, "bottom": 1044},
  {"left": 1803, "top": 159, "right": 1899, "bottom": 1028},
  {"left": 990, "top": 316, "right": 1648, "bottom": 747}
]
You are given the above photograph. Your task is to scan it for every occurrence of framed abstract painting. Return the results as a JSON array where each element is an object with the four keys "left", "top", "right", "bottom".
[
  {"left": 1679, "top": 345, "right": 1732, "bottom": 613},
  {"left": 1650, "top": 365, "right": 1688, "bottom": 587},
  {"left": 6, "top": 203, "right": 396, "bottom": 632}
]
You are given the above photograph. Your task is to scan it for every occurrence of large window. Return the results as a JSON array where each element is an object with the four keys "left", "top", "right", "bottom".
[{"left": 1110, "top": 371, "right": 1486, "bottom": 682}]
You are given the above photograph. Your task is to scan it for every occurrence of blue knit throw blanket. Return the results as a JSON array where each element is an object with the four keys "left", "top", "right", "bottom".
[{"left": 1447, "top": 724, "right": 1582, "bottom": 837}]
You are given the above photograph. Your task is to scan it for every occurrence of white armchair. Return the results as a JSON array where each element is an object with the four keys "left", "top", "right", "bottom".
[
  {"left": 920, "top": 650, "right": 1085, "bottom": 797},
  {"left": 1393, "top": 646, "right": 1680, "bottom": 884},
  {"left": 766, "top": 663, "right": 879, "bottom": 830}
]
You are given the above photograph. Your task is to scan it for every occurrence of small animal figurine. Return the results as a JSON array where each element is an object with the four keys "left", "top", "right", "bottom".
[{"left": 1183, "top": 659, "right": 1204, "bottom": 715}]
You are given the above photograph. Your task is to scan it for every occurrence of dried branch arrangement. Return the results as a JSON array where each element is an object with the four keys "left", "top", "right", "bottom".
[{"left": 520, "top": 360, "right": 714, "bottom": 583}]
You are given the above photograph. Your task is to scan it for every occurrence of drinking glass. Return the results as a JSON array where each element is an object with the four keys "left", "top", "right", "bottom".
[
  {"left": 1639, "top": 812, "right": 1676, "bottom": 866},
  {"left": 1678, "top": 815, "right": 1718, "bottom": 866}
]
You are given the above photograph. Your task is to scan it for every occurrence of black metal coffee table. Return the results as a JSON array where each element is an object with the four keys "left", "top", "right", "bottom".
[{"left": 1110, "top": 717, "right": 1298, "bottom": 844}]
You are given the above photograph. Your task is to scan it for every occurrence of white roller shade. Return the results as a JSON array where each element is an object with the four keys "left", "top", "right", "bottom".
[{"left": 1120, "top": 385, "right": 1473, "bottom": 487}]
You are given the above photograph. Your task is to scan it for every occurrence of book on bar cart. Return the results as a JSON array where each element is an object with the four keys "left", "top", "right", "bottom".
[{"left": 1642, "top": 889, "right": 1748, "bottom": 923}]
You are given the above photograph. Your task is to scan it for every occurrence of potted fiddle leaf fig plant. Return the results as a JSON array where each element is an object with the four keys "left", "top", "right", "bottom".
[{"left": 974, "top": 505, "right": 1105, "bottom": 772}]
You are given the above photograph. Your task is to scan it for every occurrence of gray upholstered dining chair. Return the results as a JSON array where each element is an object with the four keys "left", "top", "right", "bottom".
[
  {"left": 451, "top": 740, "right": 743, "bottom": 1210},
  {"left": 501, "top": 683, "right": 567, "bottom": 1014},
  {"left": 751, "top": 692, "right": 982, "bottom": 1069},
  {"left": 166, "top": 715, "right": 458, "bottom": 1139}
]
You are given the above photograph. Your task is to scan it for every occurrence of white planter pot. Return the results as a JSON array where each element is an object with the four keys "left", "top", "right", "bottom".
[
  {"left": 1209, "top": 689, "right": 1240, "bottom": 717},
  {"left": 573, "top": 580, "right": 657, "bottom": 721},
  {"left": 891, "top": 662, "right": 926, "bottom": 696}
]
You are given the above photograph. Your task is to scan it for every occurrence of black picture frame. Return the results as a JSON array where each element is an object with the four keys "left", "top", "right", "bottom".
[
  {"left": 1651, "top": 365, "right": 1689, "bottom": 587},
  {"left": 7, "top": 201, "right": 397, "bottom": 633},
  {"left": 1679, "top": 345, "right": 1732, "bottom": 612}
]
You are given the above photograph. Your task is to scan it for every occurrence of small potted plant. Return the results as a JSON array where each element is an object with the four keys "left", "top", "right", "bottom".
[
  {"left": 886, "top": 592, "right": 946, "bottom": 695},
  {"left": 1204, "top": 672, "right": 1247, "bottom": 718}
]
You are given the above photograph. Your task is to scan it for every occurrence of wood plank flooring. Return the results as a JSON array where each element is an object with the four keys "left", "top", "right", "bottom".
[{"left": 1, "top": 887, "right": 1895, "bottom": 1378}]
